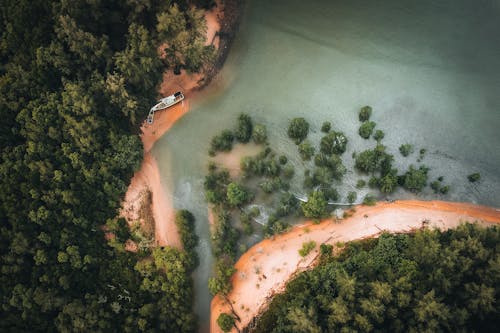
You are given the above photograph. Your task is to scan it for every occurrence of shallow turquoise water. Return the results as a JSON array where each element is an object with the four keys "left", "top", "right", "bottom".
[{"left": 152, "top": 0, "right": 500, "bottom": 329}]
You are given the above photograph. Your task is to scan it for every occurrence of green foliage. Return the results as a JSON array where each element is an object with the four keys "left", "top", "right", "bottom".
[
  {"left": 359, "top": 105, "right": 372, "bottom": 121},
  {"left": 210, "top": 130, "right": 234, "bottom": 155},
  {"left": 299, "top": 241, "right": 317, "bottom": 257},
  {"left": 363, "top": 194, "right": 377, "bottom": 206},
  {"left": 321, "top": 121, "right": 331, "bottom": 133},
  {"left": 403, "top": 165, "right": 429, "bottom": 192},
  {"left": 320, "top": 131, "right": 348, "bottom": 155},
  {"left": 373, "top": 129, "right": 385, "bottom": 142},
  {"left": 379, "top": 169, "right": 398, "bottom": 193},
  {"left": 255, "top": 224, "right": 500, "bottom": 333},
  {"left": 358, "top": 121, "right": 376, "bottom": 139},
  {"left": 252, "top": 123, "right": 268, "bottom": 144},
  {"left": 235, "top": 113, "right": 253, "bottom": 143},
  {"left": 301, "top": 190, "right": 328, "bottom": 220},
  {"left": 279, "top": 155, "right": 288, "bottom": 165},
  {"left": 227, "top": 182, "right": 253, "bottom": 207},
  {"left": 208, "top": 258, "right": 236, "bottom": 296},
  {"left": 356, "top": 179, "right": 366, "bottom": 189},
  {"left": 354, "top": 144, "right": 393, "bottom": 174},
  {"left": 468, "top": 173, "right": 481, "bottom": 183},
  {"left": 399, "top": 143, "right": 414, "bottom": 157},
  {"left": 298, "top": 140, "right": 315, "bottom": 161},
  {"left": 175, "top": 210, "right": 199, "bottom": 269},
  {"left": 288, "top": 117, "right": 310, "bottom": 144},
  {"left": 217, "top": 313, "right": 235, "bottom": 332},
  {"left": 157, "top": 4, "right": 216, "bottom": 73},
  {"left": 347, "top": 191, "right": 357, "bottom": 204},
  {"left": 0, "top": 1, "right": 212, "bottom": 331}
]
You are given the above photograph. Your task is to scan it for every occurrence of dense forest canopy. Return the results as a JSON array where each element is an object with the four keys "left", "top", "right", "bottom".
[
  {"left": 0, "top": 0, "right": 212, "bottom": 331},
  {"left": 253, "top": 224, "right": 500, "bottom": 333}
]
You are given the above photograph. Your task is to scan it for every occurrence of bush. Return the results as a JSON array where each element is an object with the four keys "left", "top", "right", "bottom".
[
  {"left": 347, "top": 191, "right": 357, "bottom": 204},
  {"left": 468, "top": 173, "right": 481, "bottom": 183},
  {"left": 279, "top": 155, "right": 288, "bottom": 165},
  {"left": 226, "top": 182, "right": 253, "bottom": 207},
  {"left": 399, "top": 144, "right": 413, "bottom": 157},
  {"left": 321, "top": 121, "right": 331, "bottom": 133},
  {"left": 252, "top": 123, "right": 267, "bottom": 144},
  {"left": 359, "top": 105, "right": 372, "bottom": 121},
  {"left": 235, "top": 113, "right": 253, "bottom": 143},
  {"left": 288, "top": 117, "right": 309, "bottom": 144},
  {"left": 373, "top": 129, "right": 385, "bottom": 142},
  {"left": 283, "top": 165, "right": 295, "bottom": 179},
  {"left": 217, "top": 313, "right": 234, "bottom": 332},
  {"left": 358, "top": 121, "right": 376, "bottom": 139},
  {"left": 320, "top": 131, "right": 348, "bottom": 155},
  {"left": 210, "top": 130, "right": 234, "bottom": 154},
  {"left": 379, "top": 169, "right": 398, "bottom": 193},
  {"left": 298, "top": 241, "right": 316, "bottom": 257},
  {"left": 174, "top": 210, "right": 199, "bottom": 265},
  {"left": 356, "top": 179, "right": 366, "bottom": 189},
  {"left": 301, "top": 190, "right": 328, "bottom": 220},
  {"left": 298, "top": 140, "right": 315, "bottom": 161},
  {"left": 363, "top": 194, "right": 377, "bottom": 206},
  {"left": 403, "top": 165, "right": 429, "bottom": 192}
]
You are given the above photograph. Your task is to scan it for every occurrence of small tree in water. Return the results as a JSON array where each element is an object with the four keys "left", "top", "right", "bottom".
[{"left": 288, "top": 117, "right": 310, "bottom": 144}]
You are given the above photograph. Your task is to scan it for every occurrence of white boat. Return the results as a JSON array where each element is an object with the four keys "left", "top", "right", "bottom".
[{"left": 147, "top": 91, "right": 184, "bottom": 124}]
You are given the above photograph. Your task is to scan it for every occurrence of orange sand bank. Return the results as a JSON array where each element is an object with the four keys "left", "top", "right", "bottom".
[
  {"left": 121, "top": 2, "right": 224, "bottom": 248},
  {"left": 210, "top": 200, "right": 500, "bottom": 332}
]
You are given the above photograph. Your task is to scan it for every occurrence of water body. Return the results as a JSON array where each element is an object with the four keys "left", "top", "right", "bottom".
[{"left": 152, "top": 0, "right": 500, "bottom": 329}]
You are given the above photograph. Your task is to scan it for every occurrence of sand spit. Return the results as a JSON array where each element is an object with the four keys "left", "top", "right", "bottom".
[
  {"left": 121, "top": 1, "right": 227, "bottom": 248},
  {"left": 210, "top": 200, "right": 500, "bottom": 332}
]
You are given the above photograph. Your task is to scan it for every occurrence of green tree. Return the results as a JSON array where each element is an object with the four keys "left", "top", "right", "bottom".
[
  {"left": 403, "top": 165, "right": 428, "bottom": 192},
  {"left": 359, "top": 121, "right": 376, "bottom": 139},
  {"left": 235, "top": 113, "right": 253, "bottom": 143},
  {"left": 288, "top": 117, "right": 310, "bottom": 144},
  {"left": 301, "top": 190, "right": 328, "bottom": 220},
  {"left": 468, "top": 173, "right": 481, "bottom": 182},
  {"left": 321, "top": 121, "right": 331, "bottom": 133},
  {"left": 359, "top": 106, "right": 372, "bottom": 121},
  {"left": 320, "top": 131, "right": 348, "bottom": 155},
  {"left": 298, "top": 140, "right": 315, "bottom": 161},
  {"left": 399, "top": 144, "right": 414, "bottom": 157},
  {"left": 217, "top": 313, "right": 235, "bottom": 332},
  {"left": 226, "top": 182, "right": 252, "bottom": 207},
  {"left": 252, "top": 123, "right": 268, "bottom": 144}
]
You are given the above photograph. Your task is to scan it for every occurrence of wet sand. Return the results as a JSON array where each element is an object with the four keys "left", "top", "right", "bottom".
[
  {"left": 210, "top": 200, "right": 500, "bottom": 332},
  {"left": 120, "top": 2, "right": 224, "bottom": 248}
]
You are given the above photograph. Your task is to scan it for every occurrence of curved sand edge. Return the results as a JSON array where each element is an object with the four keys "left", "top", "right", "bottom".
[
  {"left": 120, "top": 3, "right": 224, "bottom": 248},
  {"left": 210, "top": 200, "right": 500, "bottom": 332}
]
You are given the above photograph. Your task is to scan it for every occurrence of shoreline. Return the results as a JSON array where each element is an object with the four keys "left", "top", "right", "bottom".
[
  {"left": 210, "top": 200, "right": 500, "bottom": 333},
  {"left": 120, "top": 0, "right": 243, "bottom": 248}
]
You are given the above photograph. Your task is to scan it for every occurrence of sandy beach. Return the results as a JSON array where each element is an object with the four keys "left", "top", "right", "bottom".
[{"left": 210, "top": 200, "right": 500, "bottom": 332}]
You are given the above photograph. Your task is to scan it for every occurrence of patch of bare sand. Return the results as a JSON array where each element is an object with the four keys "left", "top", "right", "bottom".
[
  {"left": 211, "top": 143, "right": 263, "bottom": 178},
  {"left": 210, "top": 200, "right": 500, "bottom": 333}
]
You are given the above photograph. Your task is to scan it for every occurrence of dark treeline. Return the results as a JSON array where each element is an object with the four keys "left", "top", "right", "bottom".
[
  {"left": 0, "top": 0, "right": 209, "bottom": 331},
  {"left": 253, "top": 224, "right": 500, "bottom": 333}
]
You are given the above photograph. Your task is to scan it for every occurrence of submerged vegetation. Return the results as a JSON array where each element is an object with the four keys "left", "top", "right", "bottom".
[
  {"left": 204, "top": 106, "right": 474, "bottom": 301},
  {"left": 254, "top": 224, "right": 500, "bottom": 333}
]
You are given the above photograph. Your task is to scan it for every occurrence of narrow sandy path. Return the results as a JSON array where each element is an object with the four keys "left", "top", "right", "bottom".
[
  {"left": 120, "top": 2, "right": 224, "bottom": 248},
  {"left": 210, "top": 200, "right": 500, "bottom": 332}
]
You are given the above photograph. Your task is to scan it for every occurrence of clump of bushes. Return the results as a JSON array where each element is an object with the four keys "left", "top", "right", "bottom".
[
  {"left": 347, "top": 191, "right": 357, "bottom": 204},
  {"left": 234, "top": 113, "right": 253, "bottom": 143},
  {"left": 217, "top": 313, "right": 235, "bottom": 333},
  {"left": 373, "top": 129, "right": 385, "bottom": 142},
  {"left": 226, "top": 182, "right": 253, "bottom": 207},
  {"left": 358, "top": 121, "right": 376, "bottom": 139},
  {"left": 359, "top": 105, "right": 372, "bottom": 121},
  {"left": 403, "top": 165, "right": 429, "bottom": 192},
  {"left": 321, "top": 121, "right": 332, "bottom": 133},
  {"left": 288, "top": 117, "right": 309, "bottom": 144},
  {"left": 320, "top": 131, "right": 348, "bottom": 155},
  {"left": 399, "top": 143, "right": 414, "bottom": 157},
  {"left": 210, "top": 130, "right": 234, "bottom": 155},
  {"left": 252, "top": 123, "right": 267, "bottom": 144},
  {"left": 298, "top": 140, "right": 315, "bottom": 161},
  {"left": 298, "top": 241, "right": 316, "bottom": 257},
  {"left": 301, "top": 190, "right": 328, "bottom": 220},
  {"left": 431, "top": 178, "right": 450, "bottom": 194},
  {"left": 468, "top": 172, "right": 481, "bottom": 183},
  {"left": 363, "top": 193, "right": 377, "bottom": 206}
]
